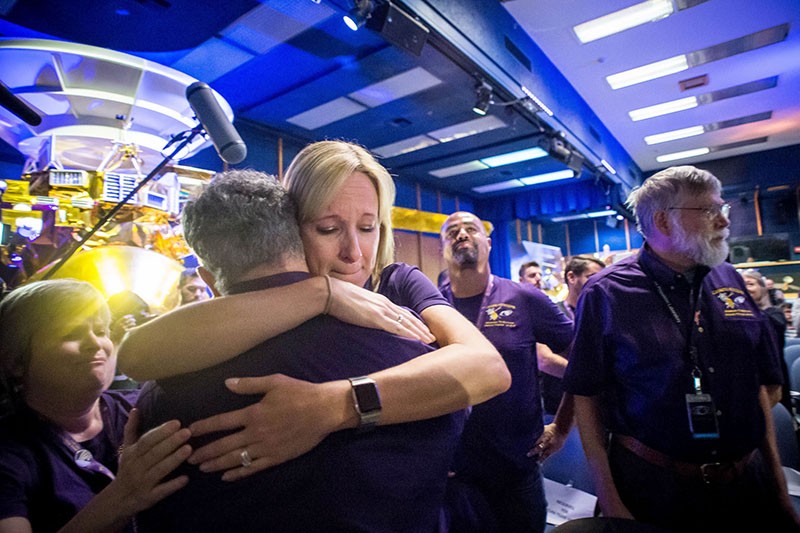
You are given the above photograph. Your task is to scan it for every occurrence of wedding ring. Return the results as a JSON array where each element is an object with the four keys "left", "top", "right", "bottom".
[
  {"left": 240, "top": 449, "right": 253, "bottom": 467},
  {"left": 396, "top": 314, "right": 404, "bottom": 324}
]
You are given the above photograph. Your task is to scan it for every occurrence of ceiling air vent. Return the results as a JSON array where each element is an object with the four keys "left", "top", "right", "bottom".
[{"left": 679, "top": 74, "right": 709, "bottom": 92}]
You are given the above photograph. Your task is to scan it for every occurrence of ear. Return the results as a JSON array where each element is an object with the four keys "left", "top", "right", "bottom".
[
  {"left": 486, "top": 237, "right": 492, "bottom": 252},
  {"left": 653, "top": 210, "right": 672, "bottom": 237},
  {"left": 566, "top": 270, "right": 577, "bottom": 286},
  {"left": 197, "top": 266, "right": 222, "bottom": 297}
]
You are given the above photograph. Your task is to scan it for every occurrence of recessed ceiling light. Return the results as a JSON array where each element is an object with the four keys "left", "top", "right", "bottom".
[
  {"left": 480, "top": 147, "right": 547, "bottom": 167},
  {"left": 656, "top": 147, "right": 710, "bottom": 163},
  {"left": 471, "top": 179, "right": 525, "bottom": 194},
  {"left": 607, "top": 55, "right": 688, "bottom": 90},
  {"left": 644, "top": 112, "right": 772, "bottom": 145},
  {"left": 629, "top": 96, "right": 698, "bottom": 121},
  {"left": 573, "top": 0, "right": 676, "bottom": 44},
  {"left": 645, "top": 125, "right": 705, "bottom": 145},
  {"left": 607, "top": 24, "right": 788, "bottom": 90},
  {"left": 519, "top": 169, "right": 575, "bottom": 186}
]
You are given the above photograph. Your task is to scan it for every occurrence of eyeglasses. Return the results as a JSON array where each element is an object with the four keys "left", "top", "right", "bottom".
[{"left": 668, "top": 203, "right": 731, "bottom": 220}]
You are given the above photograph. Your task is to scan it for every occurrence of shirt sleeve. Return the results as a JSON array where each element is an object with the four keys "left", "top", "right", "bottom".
[
  {"left": 379, "top": 263, "right": 451, "bottom": 316},
  {"left": 525, "top": 285, "right": 573, "bottom": 354},
  {"left": 562, "top": 282, "right": 607, "bottom": 396},
  {"left": 0, "top": 443, "right": 34, "bottom": 521}
]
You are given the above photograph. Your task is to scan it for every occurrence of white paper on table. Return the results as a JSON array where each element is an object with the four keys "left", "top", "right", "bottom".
[
  {"left": 784, "top": 466, "right": 800, "bottom": 497},
  {"left": 543, "top": 477, "right": 598, "bottom": 526}
]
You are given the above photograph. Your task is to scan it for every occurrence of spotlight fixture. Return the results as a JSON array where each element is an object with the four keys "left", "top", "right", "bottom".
[
  {"left": 472, "top": 82, "right": 493, "bottom": 116},
  {"left": 343, "top": 0, "right": 374, "bottom": 31},
  {"left": 539, "top": 135, "right": 586, "bottom": 174}
]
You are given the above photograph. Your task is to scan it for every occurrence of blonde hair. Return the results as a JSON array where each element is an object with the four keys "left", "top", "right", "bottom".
[{"left": 283, "top": 140, "right": 396, "bottom": 288}]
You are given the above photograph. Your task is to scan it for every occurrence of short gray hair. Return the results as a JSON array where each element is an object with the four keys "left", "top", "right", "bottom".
[
  {"left": 182, "top": 170, "right": 305, "bottom": 294},
  {"left": 627, "top": 165, "right": 721, "bottom": 239}
]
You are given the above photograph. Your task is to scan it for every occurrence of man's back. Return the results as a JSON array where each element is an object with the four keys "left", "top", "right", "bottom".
[{"left": 136, "top": 274, "right": 464, "bottom": 532}]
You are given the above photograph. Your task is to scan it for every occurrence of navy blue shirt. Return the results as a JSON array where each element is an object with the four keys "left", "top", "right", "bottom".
[
  {"left": 137, "top": 271, "right": 464, "bottom": 533},
  {"left": 0, "top": 390, "right": 137, "bottom": 532},
  {"left": 440, "top": 275, "right": 573, "bottom": 476},
  {"left": 563, "top": 246, "right": 783, "bottom": 463}
]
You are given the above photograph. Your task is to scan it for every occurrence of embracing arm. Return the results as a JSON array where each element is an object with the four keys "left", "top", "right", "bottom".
[
  {"left": 119, "top": 276, "right": 431, "bottom": 380},
  {"left": 187, "top": 303, "right": 509, "bottom": 480},
  {"left": 373, "top": 304, "right": 509, "bottom": 421}
]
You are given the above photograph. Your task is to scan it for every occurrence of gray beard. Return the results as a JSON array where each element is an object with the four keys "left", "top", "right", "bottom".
[{"left": 672, "top": 220, "right": 730, "bottom": 268}]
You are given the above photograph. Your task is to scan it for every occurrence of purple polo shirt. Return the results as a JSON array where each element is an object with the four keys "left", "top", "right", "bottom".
[
  {"left": 378, "top": 262, "right": 451, "bottom": 314},
  {"left": 137, "top": 271, "right": 465, "bottom": 532},
  {"left": 440, "top": 275, "right": 573, "bottom": 476},
  {"left": 563, "top": 246, "right": 783, "bottom": 463},
  {"left": 0, "top": 390, "right": 137, "bottom": 531}
]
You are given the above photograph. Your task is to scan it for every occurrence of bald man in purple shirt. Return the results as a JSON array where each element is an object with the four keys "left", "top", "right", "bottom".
[{"left": 439, "top": 211, "right": 574, "bottom": 533}]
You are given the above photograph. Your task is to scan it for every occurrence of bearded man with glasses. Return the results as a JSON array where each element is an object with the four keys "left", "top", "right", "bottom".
[{"left": 563, "top": 165, "right": 798, "bottom": 531}]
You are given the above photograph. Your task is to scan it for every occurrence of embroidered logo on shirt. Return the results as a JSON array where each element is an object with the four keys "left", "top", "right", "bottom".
[
  {"left": 484, "top": 303, "right": 516, "bottom": 327},
  {"left": 712, "top": 287, "right": 754, "bottom": 318}
]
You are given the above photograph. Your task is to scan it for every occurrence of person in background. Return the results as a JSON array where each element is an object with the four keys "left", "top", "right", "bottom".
[
  {"left": 519, "top": 260, "right": 543, "bottom": 289},
  {"left": 0, "top": 279, "right": 190, "bottom": 532},
  {"left": 135, "top": 170, "right": 465, "bottom": 531},
  {"left": 107, "top": 291, "right": 154, "bottom": 390},
  {"left": 538, "top": 255, "right": 606, "bottom": 417},
  {"left": 563, "top": 165, "right": 797, "bottom": 531},
  {"left": 178, "top": 268, "right": 210, "bottom": 306},
  {"left": 118, "top": 139, "right": 509, "bottom": 481},
  {"left": 439, "top": 211, "right": 574, "bottom": 533},
  {"left": 782, "top": 302, "right": 796, "bottom": 337},
  {"left": 741, "top": 269, "right": 791, "bottom": 413}
]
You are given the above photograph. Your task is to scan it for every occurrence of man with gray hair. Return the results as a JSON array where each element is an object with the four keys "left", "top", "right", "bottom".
[
  {"left": 135, "top": 170, "right": 464, "bottom": 531},
  {"left": 563, "top": 166, "right": 797, "bottom": 530}
]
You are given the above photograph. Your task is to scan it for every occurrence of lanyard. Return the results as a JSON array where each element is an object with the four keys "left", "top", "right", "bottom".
[
  {"left": 59, "top": 431, "right": 116, "bottom": 481},
  {"left": 643, "top": 262, "right": 706, "bottom": 394}
]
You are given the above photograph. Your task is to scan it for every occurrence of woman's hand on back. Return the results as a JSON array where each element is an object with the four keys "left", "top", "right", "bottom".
[
  {"left": 109, "top": 409, "right": 192, "bottom": 516},
  {"left": 327, "top": 277, "right": 435, "bottom": 343}
]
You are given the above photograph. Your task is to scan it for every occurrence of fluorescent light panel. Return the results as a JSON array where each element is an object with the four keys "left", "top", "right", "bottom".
[
  {"left": 480, "top": 147, "right": 547, "bottom": 167},
  {"left": 645, "top": 125, "right": 705, "bottom": 145},
  {"left": 607, "top": 55, "right": 688, "bottom": 90},
  {"left": 629, "top": 96, "right": 698, "bottom": 121},
  {"left": 286, "top": 97, "right": 367, "bottom": 129},
  {"left": 430, "top": 160, "right": 489, "bottom": 178},
  {"left": 349, "top": 67, "right": 442, "bottom": 108},
  {"left": 471, "top": 179, "right": 525, "bottom": 194},
  {"left": 429, "top": 115, "right": 507, "bottom": 143},
  {"left": 519, "top": 169, "right": 575, "bottom": 185},
  {"left": 431, "top": 144, "right": 547, "bottom": 178},
  {"left": 656, "top": 147, "right": 710, "bottom": 163},
  {"left": 600, "top": 160, "right": 617, "bottom": 174},
  {"left": 551, "top": 209, "right": 618, "bottom": 223},
  {"left": 371, "top": 135, "right": 439, "bottom": 158},
  {"left": 573, "top": 0, "right": 674, "bottom": 44}
]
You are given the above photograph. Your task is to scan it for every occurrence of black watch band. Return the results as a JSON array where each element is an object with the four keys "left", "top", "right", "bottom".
[{"left": 348, "top": 376, "right": 381, "bottom": 431}]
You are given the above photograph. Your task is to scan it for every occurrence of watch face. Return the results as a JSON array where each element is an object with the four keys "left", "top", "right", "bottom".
[{"left": 354, "top": 381, "right": 381, "bottom": 413}]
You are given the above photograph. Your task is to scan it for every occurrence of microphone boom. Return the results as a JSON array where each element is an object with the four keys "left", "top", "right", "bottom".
[{"left": 186, "top": 82, "right": 247, "bottom": 164}]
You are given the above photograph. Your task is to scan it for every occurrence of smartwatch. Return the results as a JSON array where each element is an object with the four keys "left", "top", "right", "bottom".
[{"left": 348, "top": 376, "right": 382, "bottom": 431}]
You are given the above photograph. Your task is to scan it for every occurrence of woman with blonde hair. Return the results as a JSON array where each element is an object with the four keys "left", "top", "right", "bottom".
[{"left": 120, "top": 140, "right": 510, "bottom": 479}]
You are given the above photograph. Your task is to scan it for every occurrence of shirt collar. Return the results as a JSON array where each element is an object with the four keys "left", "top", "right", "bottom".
[
  {"left": 227, "top": 271, "right": 312, "bottom": 295},
  {"left": 638, "top": 244, "right": 711, "bottom": 287}
]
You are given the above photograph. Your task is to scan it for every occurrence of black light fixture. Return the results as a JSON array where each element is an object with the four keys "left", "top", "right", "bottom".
[
  {"left": 343, "top": 0, "right": 374, "bottom": 31},
  {"left": 540, "top": 134, "right": 586, "bottom": 174},
  {"left": 472, "top": 82, "right": 493, "bottom": 116}
]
